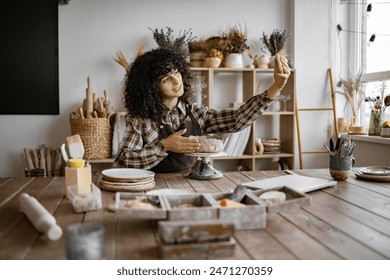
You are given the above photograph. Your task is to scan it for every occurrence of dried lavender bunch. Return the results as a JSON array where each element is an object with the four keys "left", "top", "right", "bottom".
[
  {"left": 149, "top": 27, "right": 194, "bottom": 55},
  {"left": 261, "top": 29, "right": 289, "bottom": 56}
]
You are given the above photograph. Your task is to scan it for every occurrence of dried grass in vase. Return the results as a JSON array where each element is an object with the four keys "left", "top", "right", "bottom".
[
  {"left": 336, "top": 70, "right": 365, "bottom": 125},
  {"left": 218, "top": 24, "right": 249, "bottom": 54}
]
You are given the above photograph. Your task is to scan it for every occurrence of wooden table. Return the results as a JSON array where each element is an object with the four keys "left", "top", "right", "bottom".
[{"left": 1, "top": 169, "right": 389, "bottom": 260}]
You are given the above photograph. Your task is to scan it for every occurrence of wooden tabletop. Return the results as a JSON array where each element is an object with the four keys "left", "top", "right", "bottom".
[{"left": 1, "top": 169, "right": 389, "bottom": 260}]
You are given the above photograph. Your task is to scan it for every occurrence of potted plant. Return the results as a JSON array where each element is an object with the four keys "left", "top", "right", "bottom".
[
  {"left": 218, "top": 24, "right": 249, "bottom": 68},
  {"left": 365, "top": 81, "right": 390, "bottom": 135},
  {"left": 205, "top": 49, "right": 223, "bottom": 68},
  {"left": 261, "top": 29, "right": 288, "bottom": 68}
]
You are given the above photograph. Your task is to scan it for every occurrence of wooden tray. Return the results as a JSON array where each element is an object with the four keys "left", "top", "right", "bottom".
[
  {"left": 250, "top": 186, "right": 312, "bottom": 213},
  {"left": 207, "top": 192, "right": 266, "bottom": 230},
  {"left": 107, "top": 192, "right": 168, "bottom": 219},
  {"left": 162, "top": 194, "right": 218, "bottom": 221}
]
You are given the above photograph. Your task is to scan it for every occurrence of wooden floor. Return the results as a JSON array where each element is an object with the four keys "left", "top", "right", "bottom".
[{"left": 0, "top": 169, "right": 389, "bottom": 260}]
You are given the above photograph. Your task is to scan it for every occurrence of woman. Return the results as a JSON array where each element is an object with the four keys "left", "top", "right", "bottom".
[{"left": 114, "top": 48, "right": 290, "bottom": 173}]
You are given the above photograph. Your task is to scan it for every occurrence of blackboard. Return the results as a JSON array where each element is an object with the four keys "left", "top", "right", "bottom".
[{"left": 0, "top": 0, "right": 59, "bottom": 114}]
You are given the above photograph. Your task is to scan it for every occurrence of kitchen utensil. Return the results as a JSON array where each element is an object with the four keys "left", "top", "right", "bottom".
[
  {"left": 97, "top": 97, "right": 107, "bottom": 118},
  {"left": 79, "top": 107, "right": 85, "bottom": 119},
  {"left": 329, "top": 138, "right": 335, "bottom": 152},
  {"left": 23, "top": 148, "right": 35, "bottom": 170},
  {"left": 230, "top": 184, "right": 247, "bottom": 202},
  {"left": 335, "top": 137, "right": 341, "bottom": 151},
  {"left": 19, "top": 193, "right": 62, "bottom": 241},
  {"left": 66, "top": 134, "right": 85, "bottom": 159},
  {"left": 60, "top": 143, "right": 69, "bottom": 166},
  {"left": 103, "top": 90, "right": 113, "bottom": 114},
  {"left": 86, "top": 77, "right": 94, "bottom": 119}
]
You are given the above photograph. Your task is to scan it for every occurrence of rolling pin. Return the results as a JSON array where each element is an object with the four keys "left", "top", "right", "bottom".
[
  {"left": 85, "top": 77, "right": 94, "bottom": 119},
  {"left": 97, "top": 97, "right": 107, "bottom": 118},
  {"left": 19, "top": 193, "right": 63, "bottom": 241},
  {"left": 31, "top": 149, "right": 39, "bottom": 168},
  {"left": 103, "top": 90, "right": 113, "bottom": 114},
  {"left": 39, "top": 147, "right": 47, "bottom": 176},
  {"left": 46, "top": 147, "right": 52, "bottom": 177},
  {"left": 23, "top": 148, "right": 35, "bottom": 170}
]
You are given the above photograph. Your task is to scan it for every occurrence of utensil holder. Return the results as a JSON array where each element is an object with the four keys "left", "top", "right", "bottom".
[{"left": 65, "top": 165, "right": 92, "bottom": 195}]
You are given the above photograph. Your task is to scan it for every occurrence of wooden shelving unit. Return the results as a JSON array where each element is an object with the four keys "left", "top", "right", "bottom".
[
  {"left": 90, "top": 69, "right": 296, "bottom": 172},
  {"left": 190, "top": 67, "right": 296, "bottom": 171}
]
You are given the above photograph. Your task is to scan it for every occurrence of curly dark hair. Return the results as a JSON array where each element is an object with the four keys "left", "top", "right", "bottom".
[{"left": 123, "top": 48, "right": 193, "bottom": 122}]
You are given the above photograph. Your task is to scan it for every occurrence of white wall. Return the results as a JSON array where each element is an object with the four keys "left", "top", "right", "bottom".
[{"left": 0, "top": 0, "right": 337, "bottom": 176}]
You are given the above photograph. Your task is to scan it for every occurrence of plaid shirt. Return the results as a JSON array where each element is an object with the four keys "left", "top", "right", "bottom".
[{"left": 113, "top": 91, "right": 273, "bottom": 169}]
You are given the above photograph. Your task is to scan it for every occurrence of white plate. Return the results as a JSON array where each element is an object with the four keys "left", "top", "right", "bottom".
[
  {"left": 355, "top": 171, "right": 390, "bottom": 182},
  {"left": 146, "top": 189, "right": 193, "bottom": 195},
  {"left": 101, "top": 168, "right": 154, "bottom": 181},
  {"left": 358, "top": 166, "right": 390, "bottom": 176},
  {"left": 185, "top": 151, "right": 226, "bottom": 158},
  {"left": 99, "top": 181, "right": 156, "bottom": 192},
  {"left": 101, "top": 177, "right": 154, "bottom": 186}
]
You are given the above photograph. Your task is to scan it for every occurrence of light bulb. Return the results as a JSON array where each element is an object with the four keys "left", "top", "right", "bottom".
[{"left": 367, "top": 34, "right": 376, "bottom": 46}]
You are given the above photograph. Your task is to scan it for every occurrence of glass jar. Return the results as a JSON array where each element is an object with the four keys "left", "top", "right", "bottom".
[{"left": 368, "top": 110, "right": 383, "bottom": 136}]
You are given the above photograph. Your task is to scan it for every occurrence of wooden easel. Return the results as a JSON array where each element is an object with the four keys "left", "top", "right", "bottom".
[{"left": 295, "top": 68, "right": 338, "bottom": 169}]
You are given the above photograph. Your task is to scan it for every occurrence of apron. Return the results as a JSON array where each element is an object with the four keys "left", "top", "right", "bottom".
[{"left": 151, "top": 105, "right": 202, "bottom": 173}]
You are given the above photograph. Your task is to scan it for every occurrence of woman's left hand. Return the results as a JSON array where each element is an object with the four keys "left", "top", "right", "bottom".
[
  {"left": 266, "top": 53, "right": 291, "bottom": 100},
  {"left": 273, "top": 53, "right": 290, "bottom": 90}
]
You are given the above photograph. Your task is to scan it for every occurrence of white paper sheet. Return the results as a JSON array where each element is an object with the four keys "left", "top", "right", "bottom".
[{"left": 241, "top": 173, "right": 337, "bottom": 193}]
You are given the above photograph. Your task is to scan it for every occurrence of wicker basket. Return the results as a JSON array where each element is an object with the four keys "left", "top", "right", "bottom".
[{"left": 69, "top": 113, "right": 115, "bottom": 160}]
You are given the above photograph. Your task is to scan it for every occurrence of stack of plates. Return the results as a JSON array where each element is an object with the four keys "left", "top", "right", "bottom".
[
  {"left": 100, "top": 168, "right": 155, "bottom": 192},
  {"left": 262, "top": 139, "right": 282, "bottom": 154},
  {"left": 355, "top": 166, "right": 390, "bottom": 182}
]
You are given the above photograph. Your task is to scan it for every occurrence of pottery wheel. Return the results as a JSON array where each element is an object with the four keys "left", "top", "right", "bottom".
[{"left": 186, "top": 152, "right": 225, "bottom": 180}]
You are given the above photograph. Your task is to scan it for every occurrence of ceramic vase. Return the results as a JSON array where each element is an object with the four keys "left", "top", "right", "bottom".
[
  {"left": 224, "top": 53, "right": 244, "bottom": 68},
  {"left": 255, "top": 138, "right": 264, "bottom": 155},
  {"left": 256, "top": 55, "right": 270, "bottom": 69}
]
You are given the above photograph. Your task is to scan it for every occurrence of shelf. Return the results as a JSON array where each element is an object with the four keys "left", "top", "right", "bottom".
[
  {"left": 88, "top": 158, "right": 114, "bottom": 164},
  {"left": 190, "top": 67, "right": 296, "bottom": 171}
]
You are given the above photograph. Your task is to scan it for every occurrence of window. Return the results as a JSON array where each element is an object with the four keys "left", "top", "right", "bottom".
[
  {"left": 364, "top": 0, "right": 390, "bottom": 73},
  {"left": 362, "top": 0, "right": 390, "bottom": 124}
]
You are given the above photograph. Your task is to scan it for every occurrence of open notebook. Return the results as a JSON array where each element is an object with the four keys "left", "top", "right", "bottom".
[{"left": 241, "top": 172, "right": 337, "bottom": 193}]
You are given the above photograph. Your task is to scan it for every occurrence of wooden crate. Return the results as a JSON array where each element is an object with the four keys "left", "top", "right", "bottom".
[
  {"left": 207, "top": 192, "right": 266, "bottom": 230},
  {"left": 162, "top": 194, "right": 217, "bottom": 221},
  {"left": 158, "top": 220, "right": 235, "bottom": 260},
  {"left": 159, "top": 238, "right": 236, "bottom": 259},
  {"left": 158, "top": 219, "right": 234, "bottom": 244},
  {"left": 250, "top": 186, "right": 312, "bottom": 213}
]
